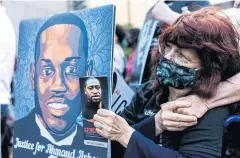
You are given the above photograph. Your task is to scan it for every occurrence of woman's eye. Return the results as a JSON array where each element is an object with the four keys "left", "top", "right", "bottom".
[
  {"left": 177, "top": 53, "right": 189, "bottom": 64},
  {"left": 65, "top": 66, "right": 77, "bottom": 75},
  {"left": 42, "top": 67, "right": 54, "bottom": 77}
]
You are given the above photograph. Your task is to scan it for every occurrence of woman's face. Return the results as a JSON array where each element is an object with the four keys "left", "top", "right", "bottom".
[{"left": 162, "top": 43, "right": 201, "bottom": 69}]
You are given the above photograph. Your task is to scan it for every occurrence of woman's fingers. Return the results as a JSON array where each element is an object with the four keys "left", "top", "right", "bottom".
[
  {"left": 94, "top": 113, "right": 117, "bottom": 126},
  {"left": 93, "top": 114, "right": 106, "bottom": 124},
  {"left": 94, "top": 120, "right": 119, "bottom": 140},
  {"left": 161, "top": 120, "right": 197, "bottom": 129},
  {"left": 163, "top": 127, "right": 186, "bottom": 131},
  {"left": 174, "top": 107, "right": 200, "bottom": 117},
  {"left": 174, "top": 107, "right": 190, "bottom": 115},
  {"left": 157, "top": 100, "right": 198, "bottom": 132},
  {"left": 162, "top": 111, "right": 197, "bottom": 122},
  {"left": 95, "top": 127, "right": 105, "bottom": 137},
  {"left": 161, "top": 101, "right": 191, "bottom": 110},
  {"left": 97, "top": 109, "right": 115, "bottom": 117},
  {"left": 94, "top": 121, "right": 103, "bottom": 130},
  {"left": 94, "top": 110, "right": 131, "bottom": 143}
]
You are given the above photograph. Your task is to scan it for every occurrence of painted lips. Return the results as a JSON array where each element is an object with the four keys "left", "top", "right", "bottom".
[{"left": 47, "top": 103, "right": 69, "bottom": 117}]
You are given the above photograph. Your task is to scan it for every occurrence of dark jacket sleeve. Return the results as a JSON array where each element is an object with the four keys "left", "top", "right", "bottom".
[
  {"left": 132, "top": 116, "right": 158, "bottom": 143},
  {"left": 124, "top": 118, "right": 220, "bottom": 158},
  {"left": 120, "top": 81, "right": 156, "bottom": 125},
  {"left": 111, "top": 116, "right": 158, "bottom": 158},
  {"left": 125, "top": 115, "right": 182, "bottom": 158},
  {"left": 125, "top": 131, "right": 183, "bottom": 158},
  {"left": 124, "top": 107, "right": 229, "bottom": 158}
]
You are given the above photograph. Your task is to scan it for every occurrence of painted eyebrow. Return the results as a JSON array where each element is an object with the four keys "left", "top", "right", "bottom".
[
  {"left": 40, "top": 59, "right": 52, "bottom": 63},
  {"left": 64, "top": 57, "right": 81, "bottom": 61},
  {"left": 40, "top": 57, "right": 81, "bottom": 63}
]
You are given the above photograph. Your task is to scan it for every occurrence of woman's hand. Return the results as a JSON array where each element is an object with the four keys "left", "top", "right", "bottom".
[
  {"left": 155, "top": 101, "right": 198, "bottom": 135},
  {"left": 93, "top": 109, "right": 135, "bottom": 148},
  {"left": 174, "top": 95, "right": 209, "bottom": 118}
]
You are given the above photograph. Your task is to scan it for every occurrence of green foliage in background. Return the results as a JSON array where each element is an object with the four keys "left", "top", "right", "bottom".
[
  {"left": 122, "top": 46, "right": 133, "bottom": 58},
  {"left": 123, "top": 23, "right": 133, "bottom": 30}
]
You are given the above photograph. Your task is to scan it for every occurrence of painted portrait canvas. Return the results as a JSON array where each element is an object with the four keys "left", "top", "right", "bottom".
[{"left": 13, "top": 5, "right": 115, "bottom": 158}]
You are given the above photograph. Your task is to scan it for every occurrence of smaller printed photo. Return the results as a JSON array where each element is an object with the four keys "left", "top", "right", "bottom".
[{"left": 80, "top": 76, "right": 109, "bottom": 146}]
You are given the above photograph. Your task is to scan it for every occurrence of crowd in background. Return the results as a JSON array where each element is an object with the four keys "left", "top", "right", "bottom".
[
  {"left": 1, "top": 0, "right": 240, "bottom": 158},
  {"left": 113, "top": 24, "right": 140, "bottom": 83}
]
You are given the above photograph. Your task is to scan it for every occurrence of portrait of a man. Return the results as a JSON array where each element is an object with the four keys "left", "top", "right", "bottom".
[
  {"left": 82, "top": 77, "right": 104, "bottom": 121},
  {"left": 80, "top": 76, "right": 108, "bottom": 142},
  {"left": 13, "top": 4, "right": 115, "bottom": 157},
  {"left": 32, "top": 14, "right": 88, "bottom": 144},
  {"left": 13, "top": 13, "right": 107, "bottom": 158},
  {"left": 17, "top": 12, "right": 88, "bottom": 143}
]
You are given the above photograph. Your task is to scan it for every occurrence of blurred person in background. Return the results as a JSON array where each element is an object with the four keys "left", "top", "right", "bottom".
[
  {"left": 124, "top": 28, "right": 140, "bottom": 84},
  {"left": 152, "top": 0, "right": 210, "bottom": 25},
  {"left": 113, "top": 24, "right": 127, "bottom": 76},
  {"left": 0, "top": 1, "right": 16, "bottom": 158},
  {"left": 234, "top": 0, "right": 240, "bottom": 8}
]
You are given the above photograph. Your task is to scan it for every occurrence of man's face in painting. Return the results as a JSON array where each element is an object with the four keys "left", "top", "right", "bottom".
[{"left": 31, "top": 24, "right": 86, "bottom": 134}]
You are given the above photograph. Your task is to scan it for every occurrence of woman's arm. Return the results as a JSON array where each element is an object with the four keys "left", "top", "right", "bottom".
[
  {"left": 125, "top": 131, "right": 183, "bottom": 158},
  {"left": 152, "top": 1, "right": 181, "bottom": 25},
  {"left": 175, "top": 73, "right": 240, "bottom": 118},
  {"left": 94, "top": 109, "right": 209, "bottom": 158},
  {"left": 124, "top": 130, "right": 218, "bottom": 158},
  {"left": 207, "top": 73, "right": 240, "bottom": 109},
  {"left": 152, "top": 0, "right": 210, "bottom": 25},
  {"left": 125, "top": 106, "right": 225, "bottom": 158},
  {"left": 131, "top": 116, "right": 159, "bottom": 143},
  {"left": 93, "top": 109, "right": 187, "bottom": 158}
]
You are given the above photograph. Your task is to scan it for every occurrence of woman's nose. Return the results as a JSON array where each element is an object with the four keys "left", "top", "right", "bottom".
[{"left": 164, "top": 50, "right": 175, "bottom": 61}]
